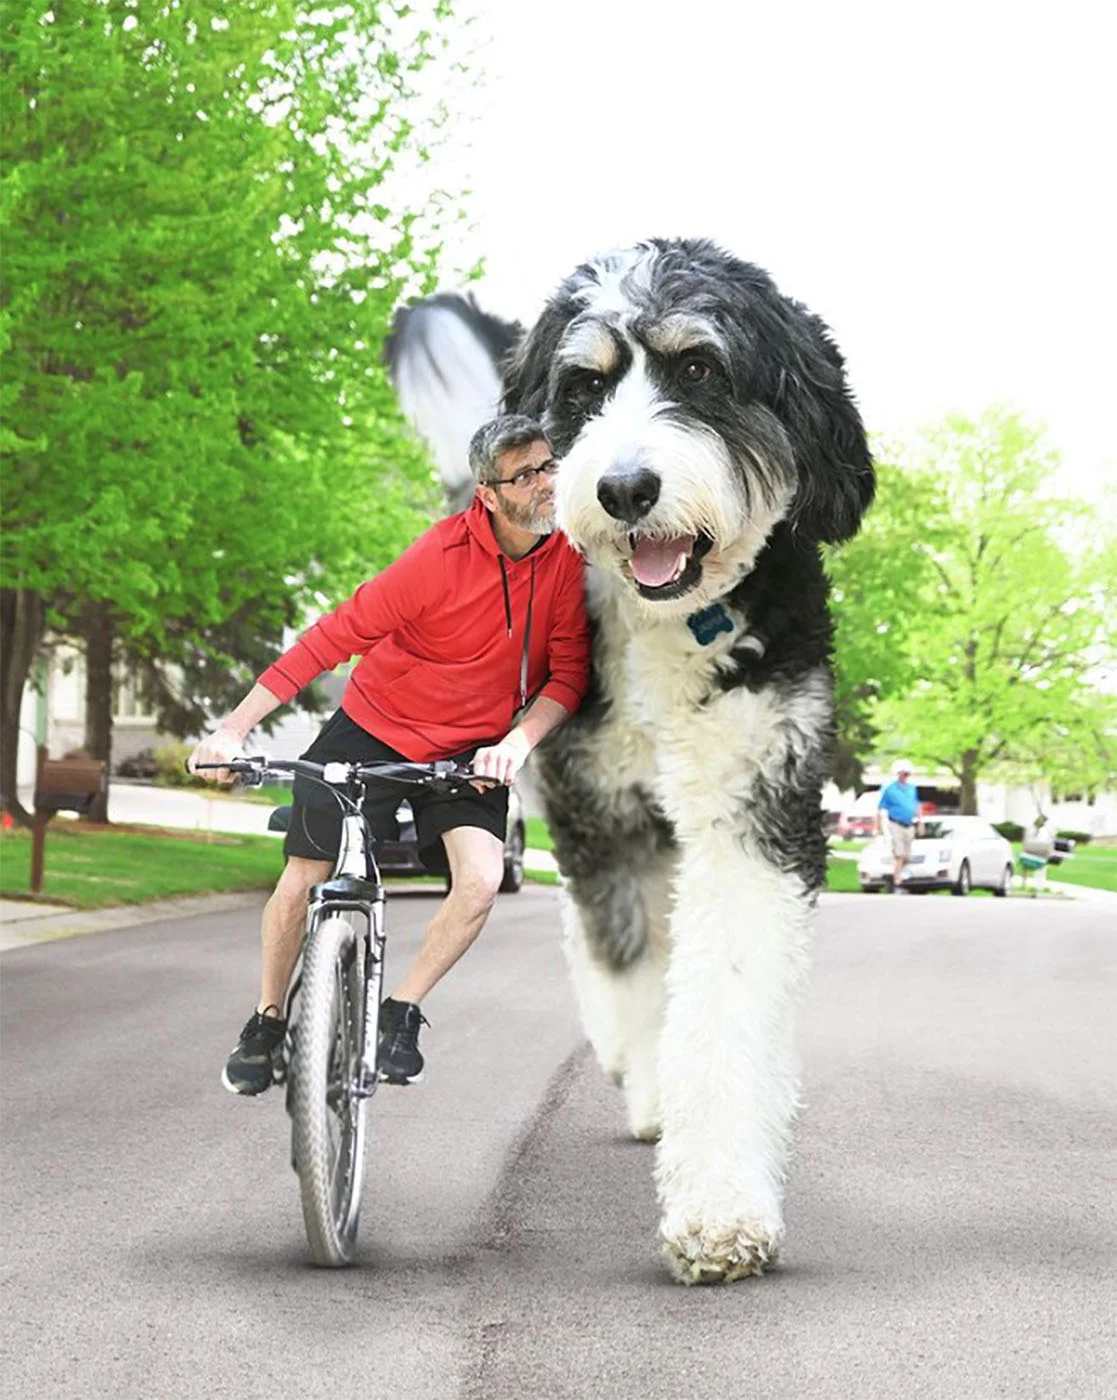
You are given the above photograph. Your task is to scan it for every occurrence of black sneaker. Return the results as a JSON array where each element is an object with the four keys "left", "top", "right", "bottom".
[
  {"left": 377, "top": 998, "right": 427, "bottom": 1085},
  {"left": 222, "top": 1007, "right": 286, "bottom": 1096}
]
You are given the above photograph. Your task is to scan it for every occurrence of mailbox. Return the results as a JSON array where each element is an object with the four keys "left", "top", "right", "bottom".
[
  {"left": 34, "top": 751, "right": 107, "bottom": 816},
  {"left": 29, "top": 747, "right": 108, "bottom": 894}
]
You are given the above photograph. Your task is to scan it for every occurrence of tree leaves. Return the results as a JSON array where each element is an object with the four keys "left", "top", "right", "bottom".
[
  {"left": 2, "top": 0, "right": 454, "bottom": 706},
  {"left": 829, "top": 409, "right": 1116, "bottom": 803}
]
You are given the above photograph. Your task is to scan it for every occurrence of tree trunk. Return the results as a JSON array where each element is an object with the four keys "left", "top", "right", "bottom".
[
  {"left": 960, "top": 748, "right": 979, "bottom": 815},
  {"left": 83, "top": 602, "right": 115, "bottom": 824},
  {"left": 0, "top": 588, "right": 44, "bottom": 827}
]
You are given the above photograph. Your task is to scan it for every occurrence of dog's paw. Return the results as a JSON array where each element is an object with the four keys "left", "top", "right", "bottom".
[
  {"left": 628, "top": 1114, "right": 661, "bottom": 1143},
  {"left": 623, "top": 1074, "right": 660, "bottom": 1142},
  {"left": 659, "top": 1217, "right": 780, "bottom": 1285}
]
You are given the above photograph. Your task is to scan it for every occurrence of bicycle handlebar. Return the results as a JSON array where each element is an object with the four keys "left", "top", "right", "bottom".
[{"left": 190, "top": 755, "right": 495, "bottom": 794}]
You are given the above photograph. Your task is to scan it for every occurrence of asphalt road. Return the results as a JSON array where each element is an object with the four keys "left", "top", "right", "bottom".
[{"left": 2, "top": 890, "right": 1114, "bottom": 1400}]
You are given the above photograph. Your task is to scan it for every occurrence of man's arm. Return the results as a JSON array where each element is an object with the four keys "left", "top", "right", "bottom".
[
  {"left": 473, "top": 695, "right": 572, "bottom": 786},
  {"left": 189, "top": 531, "right": 445, "bottom": 784},
  {"left": 534, "top": 550, "right": 592, "bottom": 715},
  {"left": 186, "top": 682, "right": 283, "bottom": 783},
  {"left": 257, "top": 532, "right": 445, "bottom": 706},
  {"left": 473, "top": 549, "right": 592, "bottom": 785}
]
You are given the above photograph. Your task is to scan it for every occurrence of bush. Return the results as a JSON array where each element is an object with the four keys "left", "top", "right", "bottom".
[
  {"left": 153, "top": 740, "right": 208, "bottom": 788},
  {"left": 1056, "top": 829, "right": 1092, "bottom": 845},
  {"left": 993, "top": 821, "right": 1025, "bottom": 842}
]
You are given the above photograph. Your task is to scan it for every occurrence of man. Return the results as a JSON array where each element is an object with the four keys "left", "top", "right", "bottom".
[
  {"left": 188, "top": 415, "right": 590, "bottom": 1092},
  {"left": 877, "top": 760, "right": 920, "bottom": 891}
]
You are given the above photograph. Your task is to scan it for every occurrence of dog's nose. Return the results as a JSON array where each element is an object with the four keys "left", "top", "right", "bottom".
[{"left": 596, "top": 465, "right": 661, "bottom": 523}]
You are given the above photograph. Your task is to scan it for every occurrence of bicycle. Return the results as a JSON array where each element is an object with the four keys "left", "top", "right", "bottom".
[{"left": 194, "top": 753, "right": 486, "bottom": 1266}]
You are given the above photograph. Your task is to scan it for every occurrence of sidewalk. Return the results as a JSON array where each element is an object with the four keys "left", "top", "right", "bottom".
[{"left": 0, "top": 891, "right": 265, "bottom": 953}]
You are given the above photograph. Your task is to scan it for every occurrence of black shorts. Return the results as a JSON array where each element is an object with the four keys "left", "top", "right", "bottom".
[{"left": 283, "top": 709, "right": 509, "bottom": 872}]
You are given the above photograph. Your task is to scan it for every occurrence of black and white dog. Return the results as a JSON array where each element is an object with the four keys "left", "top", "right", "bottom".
[{"left": 388, "top": 239, "right": 874, "bottom": 1283}]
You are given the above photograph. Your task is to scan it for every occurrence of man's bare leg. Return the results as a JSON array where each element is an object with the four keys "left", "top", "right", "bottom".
[
  {"left": 390, "top": 827, "right": 505, "bottom": 1005},
  {"left": 258, "top": 856, "right": 332, "bottom": 1014}
]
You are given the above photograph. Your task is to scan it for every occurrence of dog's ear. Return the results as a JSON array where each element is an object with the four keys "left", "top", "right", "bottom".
[
  {"left": 501, "top": 297, "right": 574, "bottom": 420},
  {"left": 774, "top": 309, "right": 875, "bottom": 544}
]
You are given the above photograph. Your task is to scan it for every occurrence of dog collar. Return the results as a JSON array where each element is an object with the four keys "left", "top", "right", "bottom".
[{"left": 686, "top": 602, "right": 734, "bottom": 646}]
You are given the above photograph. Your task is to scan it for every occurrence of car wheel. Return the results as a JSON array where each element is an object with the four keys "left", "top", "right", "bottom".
[
  {"left": 992, "top": 863, "right": 1013, "bottom": 897},
  {"left": 499, "top": 822, "right": 525, "bottom": 894},
  {"left": 952, "top": 860, "right": 971, "bottom": 897}
]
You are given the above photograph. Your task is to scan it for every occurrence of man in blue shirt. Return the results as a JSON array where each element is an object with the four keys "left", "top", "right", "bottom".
[{"left": 878, "top": 760, "right": 920, "bottom": 891}]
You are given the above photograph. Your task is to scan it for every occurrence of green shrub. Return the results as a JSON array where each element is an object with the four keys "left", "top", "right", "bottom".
[
  {"left": 153, "top": 740, "right": 208, "bottom": 788},
  {"left": 1056, "top": 829, "right": 1092, "bottom": 845},
  {"left": 993, "top": 821, "right": 1025, "bottom": 842}
]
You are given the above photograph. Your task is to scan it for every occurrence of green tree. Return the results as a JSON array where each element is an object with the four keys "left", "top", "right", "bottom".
[
  {"left": 827, "top": 456, "right": 939, "bottom": 790},
  {"left": 1, "top": 0, "right": 454, "bottom": 821},
  {"left": 836, "top": 409, "right": 1116, "bottom": 812}
]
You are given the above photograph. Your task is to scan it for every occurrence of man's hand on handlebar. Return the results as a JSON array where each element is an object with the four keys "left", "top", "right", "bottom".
[
  {"left": 186, "top": 728, "right": 246, "bottom": 786},
  {"left": 471, "top": 730, "right": 531, "bottom": 788}
]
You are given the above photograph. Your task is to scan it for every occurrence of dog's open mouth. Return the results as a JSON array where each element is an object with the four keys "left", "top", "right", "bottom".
[{"left": 625, "top": 531, "right": 713, "bottom": 600}]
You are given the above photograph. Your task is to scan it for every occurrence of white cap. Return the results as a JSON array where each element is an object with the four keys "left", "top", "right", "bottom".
[{"left": 893, "top": 758, "right": 913, "bottom": 775}]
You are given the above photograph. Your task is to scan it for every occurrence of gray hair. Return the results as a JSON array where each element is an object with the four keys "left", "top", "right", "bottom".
[{"left": 468, "top": 414, "right": 548, "bottom": 485}]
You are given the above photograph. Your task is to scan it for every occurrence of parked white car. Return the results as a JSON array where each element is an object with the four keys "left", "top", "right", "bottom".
[{"left": 857, "top": 815, "right": 1015, "bottom": 896}]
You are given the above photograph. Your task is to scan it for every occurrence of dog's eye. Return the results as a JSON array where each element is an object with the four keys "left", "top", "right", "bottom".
[
  {"left": 565, "top": 370, "right": 606, "bottom": 403},
  {"left": 679, "top": 355, "right": 713, "bottom": 385}
]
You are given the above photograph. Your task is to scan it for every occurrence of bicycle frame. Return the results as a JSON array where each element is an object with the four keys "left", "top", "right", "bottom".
[{"left": 301, "top": 803, "right": 386, "bottom": 1097}]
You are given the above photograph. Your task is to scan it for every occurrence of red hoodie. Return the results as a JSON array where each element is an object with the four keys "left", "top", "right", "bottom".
[{"left": 257, "top": 498, "right": 592, "bottom": 761}]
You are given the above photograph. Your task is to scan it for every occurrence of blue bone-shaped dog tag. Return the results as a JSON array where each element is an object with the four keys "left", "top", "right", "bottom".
[{"left": 686, "top": 603, "right": 734, "bottom": 646}]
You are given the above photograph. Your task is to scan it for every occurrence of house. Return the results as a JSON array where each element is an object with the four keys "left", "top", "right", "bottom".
[{"left": 830, "top": 764, "right": 1117, "bottom": 838}]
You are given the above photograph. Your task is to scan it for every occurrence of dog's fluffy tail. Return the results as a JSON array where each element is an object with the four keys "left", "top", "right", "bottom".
[{"left": 384, "top": 293, "right": 521, "bottom": 513}]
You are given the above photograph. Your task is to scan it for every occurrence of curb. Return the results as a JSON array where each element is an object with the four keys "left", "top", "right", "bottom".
[{"left": 0, "top": 890, "right": 267, "bottom": 953}]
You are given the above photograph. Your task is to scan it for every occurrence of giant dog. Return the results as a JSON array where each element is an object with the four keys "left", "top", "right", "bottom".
[{"left": 388, "top": 239, "right": 874, "bottom": 1283}]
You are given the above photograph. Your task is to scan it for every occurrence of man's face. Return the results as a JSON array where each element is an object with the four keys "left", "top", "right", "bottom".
[
  {"left": 897, "top": 770, "right": 911, "bottom": 785},
  {"left": 481, "top": 439, "right": 557, "bottom": 535}
]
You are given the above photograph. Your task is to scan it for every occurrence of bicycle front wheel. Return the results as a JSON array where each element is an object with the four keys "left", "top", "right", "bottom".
[{"left": 291, "top": 912, "right": 369, "bottom": 1265}]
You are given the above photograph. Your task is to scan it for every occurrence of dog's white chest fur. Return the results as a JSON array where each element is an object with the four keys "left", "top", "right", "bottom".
[{"left": 586, "top": 568, "right": 829, "bottom": 837}]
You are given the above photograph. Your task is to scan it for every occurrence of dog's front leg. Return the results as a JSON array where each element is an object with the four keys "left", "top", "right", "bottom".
[{"left": 654, "top": 833, "right": 812, "bottom": 1283}]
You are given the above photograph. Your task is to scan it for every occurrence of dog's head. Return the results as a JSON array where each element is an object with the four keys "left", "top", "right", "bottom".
[{"left": 502, "top": 239, "right": 874, "bottom": 615}]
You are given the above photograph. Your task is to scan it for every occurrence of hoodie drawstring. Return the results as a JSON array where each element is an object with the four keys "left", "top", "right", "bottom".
[
  {"left": 520, "top": 559, "right": 535, "bottom": 712},
  {"left": 499, "top": 558, "right": 513, "bottom": 637},
  {"left": 499, "top": 556, "right": 536, "bottom": 712}
]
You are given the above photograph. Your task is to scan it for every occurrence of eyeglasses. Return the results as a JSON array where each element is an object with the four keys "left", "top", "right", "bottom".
[{"left": 487, "top": 460, "right": 558, "bottom": 492}]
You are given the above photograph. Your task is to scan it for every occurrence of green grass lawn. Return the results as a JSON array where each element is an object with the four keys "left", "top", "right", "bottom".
[
  {"left": 1041, "top": 843, "right": 1117, "bottom": 893},
  {"left": 0, "top": 824, "right": 282, "bottom": 910},
  {"left": 3, "top": 819, "right": 1110, "bottom": 913},
  {"left": 223, "top": 782, "right": 294, "bottom": 807},
  {"left": 174, "top": 781, "right": 294, "bottom": 807},
  {"left": 524, "top": 822, "right": 863, "bottom": 893},
  {"left": 825, "top": 857, "right": 861, "bottom": 892}
]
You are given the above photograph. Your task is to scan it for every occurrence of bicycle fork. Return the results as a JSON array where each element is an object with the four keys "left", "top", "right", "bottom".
[{"left": 357, "top": 901, "right": 386, "bottom": 1096}]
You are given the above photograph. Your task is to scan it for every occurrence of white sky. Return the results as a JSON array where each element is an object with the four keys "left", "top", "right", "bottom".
[{"left": 415, "top": 0, "right": 1115, "bottom": 497}]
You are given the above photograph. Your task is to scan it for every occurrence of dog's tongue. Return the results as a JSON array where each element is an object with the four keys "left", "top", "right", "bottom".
[{"left": 629, "top": 535, "right": 695, "bottom": 588}]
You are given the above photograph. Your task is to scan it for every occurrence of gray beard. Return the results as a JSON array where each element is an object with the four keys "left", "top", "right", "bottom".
[{"left": 499, "top": 499, "right": 555, "bottom": 535}]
